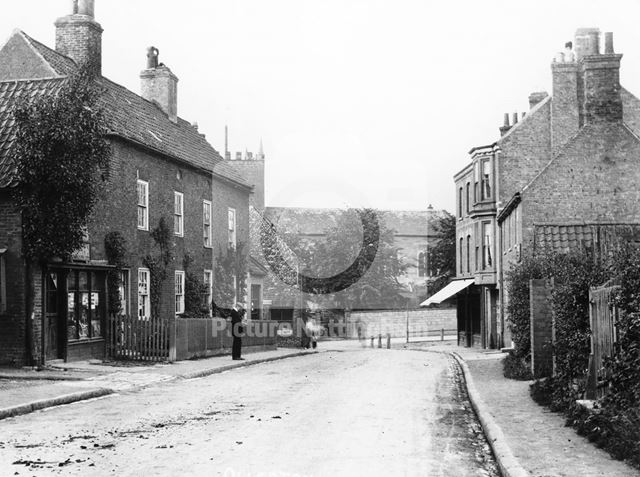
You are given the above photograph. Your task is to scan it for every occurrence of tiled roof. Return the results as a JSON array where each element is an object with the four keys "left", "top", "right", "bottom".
[
  {"left": 0, "top": 78, "right": 65, "bottom": 187},
  {"left": 533, "top": 223, "right": 640, "bottom": 255},
  {"left": 264, "top": 207, "right": 442, "bottom": 237},
  {"left": 98, "top": 77, "right": 227, "bottom": 176},
  {"left": 0, "top": 30, "right": 251, "bottom": 189}
]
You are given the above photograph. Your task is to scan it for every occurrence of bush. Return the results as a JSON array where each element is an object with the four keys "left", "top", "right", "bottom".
[
  {"left": 503, "top": 350, "right": 533, "bottom": 380},
  {"left": 567, "top": 403, "right": 640, "bottom": 468},
  {"left": 530, "top": 377, "right": 554, "bottom": 407}
]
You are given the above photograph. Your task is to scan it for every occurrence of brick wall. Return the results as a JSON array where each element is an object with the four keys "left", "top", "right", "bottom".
[
  {"left": 522, "top": 123, "right": 640, "bottom": 240},
  {"left": 530, "top": 279, "right": 553, "bottom": 378},
  {"left": 498, "top": 99, "right": 552, "bottom": 205},
  {"left": 0, "top": 192, "right": 26, "bottom": 364},
  {"left": 346, "top": 308, "right": 457, "bottom": 339},
  {"left": 90, "top": 138, "right": 250, "bottom": 320}
]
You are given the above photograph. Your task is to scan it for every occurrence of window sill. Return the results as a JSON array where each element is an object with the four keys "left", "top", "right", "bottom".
[{"left": 68, "top": 337, "right": 105, "bottom": 344}]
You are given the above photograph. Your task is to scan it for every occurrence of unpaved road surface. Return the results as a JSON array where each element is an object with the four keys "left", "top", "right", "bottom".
[{"left": 0, "top": 349, "right": 499, "bottom": 476}]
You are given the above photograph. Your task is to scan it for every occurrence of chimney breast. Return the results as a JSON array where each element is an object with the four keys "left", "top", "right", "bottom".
[
  {"left": 140, "top": 48, "right": 179, "bottom": 123},
  {"left": 55, "top": 0, "right": 103, "bottom": 75}
]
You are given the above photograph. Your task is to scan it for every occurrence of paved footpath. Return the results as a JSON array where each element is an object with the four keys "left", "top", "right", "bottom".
[
  {"left": 423, "top": 342, "right": 640, "bottom": 477},
  {"left": 0, "top": 348, "right": 316, "bottom": 420}
]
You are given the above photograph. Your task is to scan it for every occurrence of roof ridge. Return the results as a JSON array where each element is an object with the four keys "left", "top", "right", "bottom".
[
  {"left": 0, "top": 76, "right": 66, "bottom": 85},
  {"left": 15, "top": 30, "right": 61, "bottom": 78}
]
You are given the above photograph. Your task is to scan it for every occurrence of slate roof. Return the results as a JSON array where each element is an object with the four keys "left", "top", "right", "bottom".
[
  {"left": 264, "top": 207, "right": 442, "bottom": 237},
  {"left": 0, "top": 30, "right": 251, "bottom": 189}
]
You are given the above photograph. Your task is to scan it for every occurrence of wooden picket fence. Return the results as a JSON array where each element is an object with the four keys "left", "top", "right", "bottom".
[
  {"left": 586, "top": 280, "right": 620, "bottom": 399},
  {"left": 107, "top": 314, "right": 170, "bottom": 362}
]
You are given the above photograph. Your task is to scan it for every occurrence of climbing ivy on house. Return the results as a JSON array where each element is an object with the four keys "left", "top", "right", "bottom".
[
  {"left": 143, "top": 217, "right": 173, "bottom": 319},
  {"left": 213, "top": 241, "right": 247, "bottom": 313},
  {"left": 105, "top": 231, "right": 128, "bottom": 315},
  {"left": 182, "top": 253, "right": 210, "bottom": 318},
  {"left": 12, "top": 66, "right": 111, "bottom": 263},
  {"left": 11, "top": 65, "right": 111, "bottom": 365}
]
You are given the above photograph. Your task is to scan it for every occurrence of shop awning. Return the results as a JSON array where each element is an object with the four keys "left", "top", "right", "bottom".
[{"left": 420, "top": 278, "right": 475, "bottom": 307}]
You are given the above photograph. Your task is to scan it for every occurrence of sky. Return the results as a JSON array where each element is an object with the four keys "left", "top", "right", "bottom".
[{"left": 2, "top": 0, "right": 640, "bottom": 213}]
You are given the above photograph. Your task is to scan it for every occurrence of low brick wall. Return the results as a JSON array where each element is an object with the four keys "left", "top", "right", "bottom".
[
  {"left": 173, "top": 318, "right": 278, "bottom": 361},
  {"left": 346, "top": 308, "right": 457, "bottom": 339}
]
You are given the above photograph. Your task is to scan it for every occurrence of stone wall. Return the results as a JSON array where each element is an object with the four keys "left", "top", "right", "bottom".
[{"left": 346, "top": 308, "right": 457, "bottom": 339}]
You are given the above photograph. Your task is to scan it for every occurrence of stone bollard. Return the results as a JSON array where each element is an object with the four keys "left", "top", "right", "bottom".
[
  {"left": 378, "top": 334, "right": 382, "bottom": 348},
  {"left": 370, "top": 337, "right": 374, "bottom": 348},
  {"left": 386, "top": 333, "right": 391, "bottom": 349},
  {"left": 441, "top": 328, "right": 444, "bottom": 341}
]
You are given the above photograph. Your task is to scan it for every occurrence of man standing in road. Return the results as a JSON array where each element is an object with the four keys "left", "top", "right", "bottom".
[{"left": 231, "top": 305, "right": 246, "bottom": 360}]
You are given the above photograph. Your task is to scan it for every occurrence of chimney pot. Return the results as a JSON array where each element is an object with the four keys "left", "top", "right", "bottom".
[
  {"left": 77, "top": 0, "right": 95, "bottom": 17},
  {"left": 512, "top": 112, "right": 518, "bottom": 124},
  {"left": 503, "top": 113, "right": 510, "bottom": 127},
  {"left": 140, "top": 50, "right": 179, "bottom": 123},
  {"left": 146, "top": 46, "right": 159, "bottom": 69},
  {"left": 604, "top": 32, "right": 614, "bottom": 54}
]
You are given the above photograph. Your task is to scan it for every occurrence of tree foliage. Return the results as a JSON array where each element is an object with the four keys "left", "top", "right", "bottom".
[
  {"left": 297, "top": 208, "right": 407, "bottom": 310},
  {"left": 12, "top": 67, "right": 111, "bottom": 263},
  {"left": 426, "top": 210, "right": 456, "bottom": 296}
]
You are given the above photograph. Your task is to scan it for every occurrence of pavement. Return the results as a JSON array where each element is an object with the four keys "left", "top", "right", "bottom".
[
  {"left": 413, "top": 341, "right": 640, "bottom": 477},
  {"left": 0, "top": 347, "right": 317, "bottom": 421}
]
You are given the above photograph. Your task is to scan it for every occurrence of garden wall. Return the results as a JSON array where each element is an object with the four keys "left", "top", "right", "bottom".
[
  {"left": 346, "top": 308, "right": 457, "bottom": 339},
  {"left": 172, "top": 318, "right": 278, "bottom": 361}
]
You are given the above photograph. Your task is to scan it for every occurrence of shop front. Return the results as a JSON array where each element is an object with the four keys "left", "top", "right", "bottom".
[{"left": 44, "top": 264, "right": 111, "bottom": 362}]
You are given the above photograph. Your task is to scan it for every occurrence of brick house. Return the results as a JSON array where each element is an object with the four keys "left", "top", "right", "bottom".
[
  {"left": 0, "top": 1, "right": 252, "bottom": 365},
  {"left": 436, "top": 28, "right": 640, "bottom": 349}
]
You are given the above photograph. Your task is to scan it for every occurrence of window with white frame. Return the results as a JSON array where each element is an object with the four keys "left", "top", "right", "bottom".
[
  {"left": 203, "top": 200, "right": 212, "bottom": 247},
  {"left": 228, "top": 208, "right": 236, "bottom": 249},
  {"left": 138, "top": 268, "right": 150, "bottom": 319},
  {"left": 175, "top": 270, "right": 185, "bottom": 314},
  {"left": 174, "top": 191, "right": 184, "bottom": 236},
  {"left": 204, "top": 270, "right": 213, "bottom": 315},
  {"left": 0, "top": 249, "right": 6, "bottom": 314},
  {"left": 119, "top": 270, "right": 129, "bottom": 316},
  {"left": 137, "top": 180, "right": 149, "bottom": 230},
  {"left": 482, "top": 222, "right": 493, "bottom": 269},
  {"left": 417, "top": 251, "right": 428, "bottom": 277}
]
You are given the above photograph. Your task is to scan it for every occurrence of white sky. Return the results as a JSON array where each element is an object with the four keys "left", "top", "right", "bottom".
[{"left": 3, "top": 0, "right": 640, "bottom": 213}]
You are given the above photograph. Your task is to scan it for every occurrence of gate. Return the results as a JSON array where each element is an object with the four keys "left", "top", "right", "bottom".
[
  {"left": 586, "top": 280, "right": 620, "bottom": 399},
  {"left": 107, "top": 314, "right": 169, "bottom": 362}
]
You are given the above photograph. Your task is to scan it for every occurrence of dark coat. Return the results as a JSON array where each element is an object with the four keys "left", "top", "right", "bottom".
[{"left": 231, "top": 308, "right": 244, "bottom": 338}]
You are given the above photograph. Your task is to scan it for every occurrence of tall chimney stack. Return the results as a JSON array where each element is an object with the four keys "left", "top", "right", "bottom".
[
  {"left": 140, "top": 47, "right": 179, "bottom": 123},
  {"left": 582, "top": 32, "right": 623, "bottom": 124},
  {"left": 55, "top": 0, "right": 103, "bottom": 75}
]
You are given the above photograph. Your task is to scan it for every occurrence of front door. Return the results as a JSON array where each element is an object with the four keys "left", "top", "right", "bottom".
[{"left": 45, "top": 271, "right": 65, "bottom": 360}]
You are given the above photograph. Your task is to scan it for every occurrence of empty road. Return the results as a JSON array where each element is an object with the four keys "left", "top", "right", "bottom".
[{"left": 0, "top": 348, "right": 499, "bottom": 476}]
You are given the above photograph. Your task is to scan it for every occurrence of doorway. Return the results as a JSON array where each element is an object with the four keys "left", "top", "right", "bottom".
[{"left": 45, "top": 271, "right": 66, "bottom": 360}]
